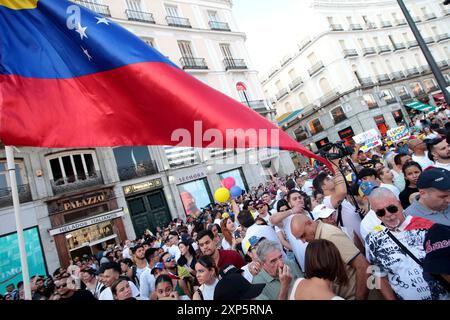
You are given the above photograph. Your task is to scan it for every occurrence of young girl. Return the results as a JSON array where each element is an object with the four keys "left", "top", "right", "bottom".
[{"left": 399, "top": 161, "right": 422, "bottom": 209}]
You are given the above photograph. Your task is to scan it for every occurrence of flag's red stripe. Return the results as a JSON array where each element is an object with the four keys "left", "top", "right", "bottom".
[{"left": 0, "top": 62, "right": 329, "bottom": 166}]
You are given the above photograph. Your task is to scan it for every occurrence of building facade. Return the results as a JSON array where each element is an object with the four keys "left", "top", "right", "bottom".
[
  {"left": 0, "top": 0, "right": 294, "bottom": 274},
  {"left": 262, "top": 0, "right": 450, "bottom": 155}
]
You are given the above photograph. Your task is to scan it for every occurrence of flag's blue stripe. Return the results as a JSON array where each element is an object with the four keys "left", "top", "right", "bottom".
[{"left": 0, "top": 0, "right": 176, "bottom": 79}]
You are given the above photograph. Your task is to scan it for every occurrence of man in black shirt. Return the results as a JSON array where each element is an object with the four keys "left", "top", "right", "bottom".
[{"left": 54, "top": 275, "right": 96, "bottom": 301}]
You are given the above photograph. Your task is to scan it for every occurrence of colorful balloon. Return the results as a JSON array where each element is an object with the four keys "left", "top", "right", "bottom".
[
  {"left": 214, "top": 187, "right": 230, "bottom": 203},
  {"left": 230, "top": 185, "right": 242, "bottom": 198},
  {"left": 222, "top": 177, "right": 236, "bottom": 190}
]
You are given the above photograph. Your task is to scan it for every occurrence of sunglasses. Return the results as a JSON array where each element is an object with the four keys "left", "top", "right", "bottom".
[
  {"left": 56, "top": 283, "right": 67, "bottom": 289},
  {"left": 375, "top": 205, "right": 399, "bottom": 217},
  {"left": 165, "top": 255, "right": 175, "bottom": 262}
]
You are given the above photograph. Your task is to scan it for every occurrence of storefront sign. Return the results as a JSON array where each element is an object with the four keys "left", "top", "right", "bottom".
[
  {"left": 387, "top": 126, "right": 410, "bottom": 143},
  {"left": 62, "top": 192, "right": 107, "bottom": 211},
  {"left": 353, "top": 129, "right": 381, "bottom": 152},
  {"left": 123, "top": 178, "right": 162, "bottom": 195},
  {"left": 49, "top": 209, "right": 124, "bottom": 236},
  {"left": 176, "top": 171, "right": 206, "bottom": 184}
]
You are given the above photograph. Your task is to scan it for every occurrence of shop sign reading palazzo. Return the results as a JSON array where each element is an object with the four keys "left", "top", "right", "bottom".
[{"left": 48, "top": 209, "right": 124, "bottom": 236}]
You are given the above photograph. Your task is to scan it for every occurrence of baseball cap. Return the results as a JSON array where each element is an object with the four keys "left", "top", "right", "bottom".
[
  {"left": 213, "top": 273, "right": 265, "bottom": 300},
  {"left": 423, "top": 223, "right": 450, "bottom": 275},
  {"left": 244, "top": 236, "right": 266, "bottom": 254},
  {"left": 219, "top": 264, "right": 244, "bottom": 279},
  {"left": 311, "top": 204, "right": 335, "bottom": 221},
  {"left": 151, "top": 262, "right": 165, "bottom": 275},
  {"left": 417, "top": 168, "right": 450, "bottom": 191},
  {"left": 358, "top": 181, "right": 378, "bottom": 197}
]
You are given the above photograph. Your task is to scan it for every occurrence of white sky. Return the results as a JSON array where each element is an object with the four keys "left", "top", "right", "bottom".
[{"left": 233, "top": 0, "right": 316, "bottom": 77}]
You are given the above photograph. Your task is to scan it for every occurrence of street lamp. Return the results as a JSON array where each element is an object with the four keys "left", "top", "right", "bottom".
[{"left": 397, "top": 0, "right": 450, "bottom": 107}]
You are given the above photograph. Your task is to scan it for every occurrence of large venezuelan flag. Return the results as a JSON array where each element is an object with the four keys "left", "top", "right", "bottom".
[{"left": 0, "top": 0, "right": 329, "bottom": 167}]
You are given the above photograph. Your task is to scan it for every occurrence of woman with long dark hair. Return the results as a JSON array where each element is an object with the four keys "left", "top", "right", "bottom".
[
  {"left": 192, "top": 255, "right": 219, "bottom": 300},
  {"left": 177, "top": 241, "right": 197, "bottom": 276},
  {"left": 399, "top": 161, "right": 422, "bottom": 209}
]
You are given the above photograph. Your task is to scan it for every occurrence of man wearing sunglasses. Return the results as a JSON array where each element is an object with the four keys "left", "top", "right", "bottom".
[
  {"left": 54, "top": 275, "right": 96, "bottom": 301},
  {"left": 366, "top": 187, "right": 448, "bottom": 300}
]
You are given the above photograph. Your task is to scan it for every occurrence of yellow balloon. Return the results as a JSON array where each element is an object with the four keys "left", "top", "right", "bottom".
[{"left": 214, "top": 187, "right": 230, "bottom": 203}]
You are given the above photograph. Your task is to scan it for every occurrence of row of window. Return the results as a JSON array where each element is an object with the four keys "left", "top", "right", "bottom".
[{"left": 75, "top": 0, "right": 232, "bottom": 31}]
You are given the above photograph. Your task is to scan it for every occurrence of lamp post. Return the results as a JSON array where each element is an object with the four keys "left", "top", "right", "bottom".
[{"left": 397, "top": 0, "right": 450, "bottom": 107}]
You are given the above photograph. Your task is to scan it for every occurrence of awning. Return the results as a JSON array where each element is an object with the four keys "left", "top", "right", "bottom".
[
  {"left": 277, "top": 108, "right": 304, "bottom": 126},
  {"left": 405, "top": 101, "right": 436, "bottom": 113}
]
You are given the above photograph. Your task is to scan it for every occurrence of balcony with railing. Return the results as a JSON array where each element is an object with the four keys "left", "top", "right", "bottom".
[
  {"left": 423, "top": 37, "right": 434, "bottom": 44},
  {"left": 125, "top": 9, "right": 155, "bottom": 23},
  {"left": 365, "top": 22, "right": 377, "bottom": 29},
  {"left": 405, "top": 67, "right": 420, "bottom": 76},
  {"left": 343, "top": 49, "right": 359, "bottom": 58},
  {"left": 436, "top": 33, "right": 450, "bottom": 42},
  {"left": 395, "top": 19, "right": 407, "bottom": 26},
  {"left": 377, "top": 45, "right": 391, "bottom": 54},
  {"left": 399, "top": 93, "right": 412, "bottom": 101},
  {"left": 246, "top": 100, "right": 271, "bottom": 114},
  {"left": 289, "top": 77, "right": 304, "bottom": 91},
  {"left": 393, "top": 42, "right": 407, "bottom": 51},
  {"left": 383, "top": 96, "right": 398, "bottom": 105},
  {"left": 276, "top": 88, "right": 289, "bottom": 101},
  {"left": 381, "top": 21, "right": 393, "bottom": 28},
  {"left": 390, "top": 71, "right": 405, "bottom": 80},
  {"left": 51, "top": 171, "right": 104, "bottom": 195},
  {"left": 166, "top": 16, "right": 192, "bottom": 28},
  {"left": 308, "top": 61, "right": 325, "bottom": 77},
  {"left": 419, "top": 65, "right": 431, "bottom": 74},
  {"left": 359, "top": 77, "right": 375, "bottom": 87},
  {"left": 319, "top": 90, "right": 340, "bottom": 107},
  {"left": 407, "top": 40, "right": 419, "bottom": 48},
  {"left": 349, "top": 24, "right": 363, "bottom": 30},
  {"left": 414, "top": 90, "right": 428, "bottom": 98},
  {"left": 362, "top": 47, "right": 377, "bottom": 56},
  {"left": 209, "top": 21, "right": 231, "bottom": 31},
  {"left": 223, "top": 58, "right": 247, "bottom": 71},
  {"left": 424, "top": 13, "right": 437, "bottom": 20},
  {"left": 0, "top": 184, "right": 32, "bottom": 208},
  {"left": 437, "top": 60, "right": 449, "bottom": 68},
  {"left": 412, "top": 16, "right": 422, "bottom": 23},
  {"left": 426, "top": 85, "right": 440, "bottom": 93},
  {"left": 117, "top": 161, "right": 158, "bottom": 181},
  {"left": 180, "top": 57, "right": 208, "bottom": 70},
  {"left": 73, "top": 0, "right": 110, "bottom": 16},
  {"left": 330, "top": 24, "right": 344, "bottom": 31},
  {"left": 376, "top": 74, "right": 391, "bottom": 83}
]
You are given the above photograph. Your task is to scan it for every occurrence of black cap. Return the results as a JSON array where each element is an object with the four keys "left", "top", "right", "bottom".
[
  {"left": 423, "top": 223, "right": 450, "bottom": 275},
  {"left": 219, "top": 264, "right": 244, "bottom": 279},
  {"left": 416, "top": 168, "right": 450, "bottom": 190},
  {"left": 213, "top": 273, "right": 265, "bottom": 300}
]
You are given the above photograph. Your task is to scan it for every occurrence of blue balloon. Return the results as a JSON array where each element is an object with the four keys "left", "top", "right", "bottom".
[{"left": 230, "top": 185, "right": 242, "bottom": 198}]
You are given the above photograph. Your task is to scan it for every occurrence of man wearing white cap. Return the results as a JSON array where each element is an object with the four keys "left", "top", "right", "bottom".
[{"left": 312, "top": 205, "right": 354, "bottom": 241}]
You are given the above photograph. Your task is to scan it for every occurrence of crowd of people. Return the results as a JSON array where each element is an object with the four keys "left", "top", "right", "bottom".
[{"left": 2, "top": 109, "right": 450, "bottom": 301}]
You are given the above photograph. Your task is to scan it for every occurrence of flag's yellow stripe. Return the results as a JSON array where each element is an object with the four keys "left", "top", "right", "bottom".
[{"left": 0, "top": 0, "right": 38, "bottom": 10}]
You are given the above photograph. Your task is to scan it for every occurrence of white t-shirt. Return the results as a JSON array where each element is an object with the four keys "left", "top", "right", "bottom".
[
  {"left": 323, "top": 197, "right": 362, "bottom": 242},
  {"left": 282, "top": 215, "right": 308, "bottom": 271},
  {"left": 99, "top": 281, "right": 140, "bottom": 300},
  {"left": 122, "top": 246, "right": 131, "bottom": 259},
  {"left": 242, "top": 224, "right": 283, "bottom": 256},
  {"left": 221, "top": 237, "right": 232, "bottom": 250},
  {"left": 139, "top": 267, "right": 155, "bottom": 299},
  {"left": 359, "top": 210, "right": 383, "bottom": 260},
  {"left": 258, "top": 213, "right": 272, "bottom": 226},
  {"left": 301, "top": 180, "right": 314, "bottom": 197},
  {"left": 412, "top": 153, "right": 434, "bottom": 171},
  {"left": 379, "top": 183, "right": 400, "bottom": 200},
  {"left": 198, "top": 279, "right": 219, "bottom": 300},
  {"left": 213, "top": 219, "right": 222, "bottom": 226},
  {"left": 241, "top": 264, "right": 253, "bottom": 283},
  {"left": 433, "top": 161, "right": 450, "bottom": 171},
  {"left": 169, "top": 245, "right": 181, "bottom": 262}
]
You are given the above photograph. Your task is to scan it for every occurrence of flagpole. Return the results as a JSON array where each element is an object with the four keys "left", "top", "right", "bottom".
[{"left": 5, "top": 146, "right": 31, "bottom": 300}]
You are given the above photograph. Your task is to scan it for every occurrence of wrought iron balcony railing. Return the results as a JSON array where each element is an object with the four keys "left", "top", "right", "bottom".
[
  {"left": 424, "top": 13, "right": 437, "bottom": 21},
  {"left": 390, "top": 71, "right": 405, "bottom": 80},
  {"left": 349, "top": 24, "right": 363, "bottom": 30},
  {"left": 166, "top": 16, "right": 192, "bottom": 28},
  {"left": 319, "top": 90, "right": 340, "bottom": 106},
  {"left": 73, "top": 0, "right": 110, "bottom": 16},
  {"left": 419, "top": 65, "right": 431, "bottom": 74},
  {"left": 381, "top": 21, "right": 393, "bottom": 28},
  {"left": 393, "top": 43, "right": 406, "bottom": 51},
  {"left": 0, "top": 184, "right": 32, "bottom": 208},
  {"left": 125, "top": 9, "right": 155, "bottom": 23},
  {"left": 376, "top": 74, "right": 391, "bottom": 83},
  {"left": 330, "top": 24, "right": 344, "bottom": 31},
  {"left": 276, "top": 88, "right": 289, "bottom": 101},
  {"left": 365, "top": 22, "right": 377, "bottom": 30},
  {"left": 308, "top": 61, "right": 325, "bottom": 76},
  {"left": 223, "top": 58, "right": 247, "bottom": 71},
  {"left": 395, "top": 19, "right": 407, "bottom": 26},
  {"left": 437, "top": 60, "right": 449, "bottom": 68},
  {"left": 289, "top": 77, "right": 304, "bottom": 91},
  {"left": 359, "top": 77, "right": 375, "bottom": 87},
  {"left": 377, "top": 45, "right": 391, "bottom": 54},
  {"left": 407, "top": 40, "right": 419, "bottom": 48},
  {"left": 423, "top": 37, "right": 434, "bottom": 44},
  {"left": 117, "top": 161, "right": 158, "bottom": 181},
  {"left": 436, "top": 33, "right": 450, "bottom": 42},
  {"left": 180, "top": 57, "right": 208, "bottom": 70},
  {"left": 362, "top": 47, "right": 377, "bottom": 56},
  {"left": 343, "top": 49, "right": 359, "bottom": 58},
  {"left": 50, "top": 171, "right": 104, "bottom": 195},
  {"left": 405, "top": 67, "right": 420, "bottom": 76},
  {"left": 399, "top": 93, "right": 412, "bottom": 101},
  {"left": 209, "top": 21, "right": 231, "bottom": 31}
]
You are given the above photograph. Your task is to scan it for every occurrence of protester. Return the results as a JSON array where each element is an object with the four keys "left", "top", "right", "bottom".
[
  {"left": 423, "top": 223, "right": 450, "bottom": 290},
  {"left": 427, "top": 137, "right": 450, "bottom": 170},
  {"left": 98, "top": 262, "right": 140, "bottom": 300},
  {"left": 399, "top": 161, "right": 422, "bottom": 209},
  {"left": 409, "top": 139, "right": 434, "bottom": 170},
  {"left": 54, "top": 275, "right": 96, "bottom": 301},
  {"left": 192, "top": 255, "right": 219, "bottom": 300}
]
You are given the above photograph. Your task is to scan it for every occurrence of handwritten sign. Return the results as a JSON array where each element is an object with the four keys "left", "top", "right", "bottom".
[
  {"left": 387, "top": 126, "right": 410, "bottom": 143},
  {"left": 353, "top": 129, "right": 381, "bottom": 152}
]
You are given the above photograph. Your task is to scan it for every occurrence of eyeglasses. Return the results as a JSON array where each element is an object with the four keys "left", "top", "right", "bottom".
[
  {"left": 165, "top": 255, "right": 175, "bottom": 262},
  {"left": 375, "top": 205, "right": 399, "bottom": 217},
  {"left": 56, "top": 283, "right": 67, "bottom": 289}
]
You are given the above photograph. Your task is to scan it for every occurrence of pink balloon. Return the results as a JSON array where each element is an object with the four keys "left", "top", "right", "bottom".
[{"left": 222, "top": 177, "right": 236, "bottom": 190}]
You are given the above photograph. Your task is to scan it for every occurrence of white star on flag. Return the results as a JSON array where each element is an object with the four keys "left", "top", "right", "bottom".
[
  {"left": 81, "top": 47, "right": 92, "bottom": 61},
  {"left": 75, "top": 23, "right": 88, "bottom": 40},
  {"left": 96, "top": 17, "right": 110, "bottom": 25}
]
